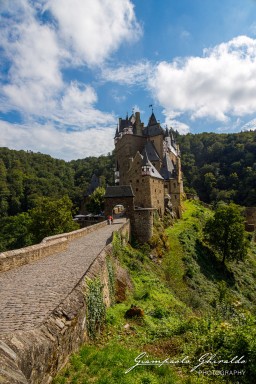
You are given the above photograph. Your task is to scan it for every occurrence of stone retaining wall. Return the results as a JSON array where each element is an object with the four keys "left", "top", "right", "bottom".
[
  {"left": 0, "top": 221, "right": 108, "bottom": 273},
  {"left": 0, "top": 221, "right": 131, "bottom": 384}
]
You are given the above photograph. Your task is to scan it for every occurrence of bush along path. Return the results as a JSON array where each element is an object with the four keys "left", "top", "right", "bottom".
[{"left": 53, "top": 200, "right": 256, "bottom": 384}]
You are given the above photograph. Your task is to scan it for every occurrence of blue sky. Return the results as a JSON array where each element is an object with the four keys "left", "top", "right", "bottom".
[{"left": 1, "top": 0, "right": 256, "bottom": 160}]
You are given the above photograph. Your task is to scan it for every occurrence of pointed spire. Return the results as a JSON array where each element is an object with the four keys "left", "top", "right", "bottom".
[
  {"left": 148, "top": 112, "right": 158, "bottom": 126},
  {"left": 115, "top": 125, "right": 119, "bottom": 137}
]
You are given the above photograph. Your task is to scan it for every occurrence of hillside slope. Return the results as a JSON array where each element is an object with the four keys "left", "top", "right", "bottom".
[{"left": 54, "top": 200, "right": 256, "bottom": 384}]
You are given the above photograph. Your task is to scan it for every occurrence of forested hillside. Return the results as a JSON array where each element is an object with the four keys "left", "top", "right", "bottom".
[
  {"left": 0, "top": 148, "right": 114, "bottom": 251},
  {"left": 177, "top": 130, "right": 256, "bottom": 206},
  {"left": 0, "top": 147, "right": 114, "bottom": 218}
]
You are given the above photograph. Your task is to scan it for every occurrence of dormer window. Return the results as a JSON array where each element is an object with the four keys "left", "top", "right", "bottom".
[{"left": 142, "top": 165, "right": 151, "bottom": 175}]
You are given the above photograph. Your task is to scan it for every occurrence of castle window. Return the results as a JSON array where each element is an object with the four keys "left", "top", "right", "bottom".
[
  {"left": 136, "top": 188, "right": 138, "bottom": 191},
  {"left": 174, "top": 183, "right": 176, "bottom": 188},
  {"left": 137, "top": 179, "right": 139, "bottom": 183},
  {"left": 175, "top": 195, "right": 177, "bottom": 199}
]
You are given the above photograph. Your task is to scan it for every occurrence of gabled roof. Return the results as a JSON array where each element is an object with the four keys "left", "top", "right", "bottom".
[
  {"left": 142, "top": 153, "right": 163, "bottom": 179},
  {"left": 141, "top": 141, "right": 160, "bottom": 162},
  {"left": 105, "top": 185, "right": 134, "bottom": 198},
  {"left": 160, "top": 154, "right": 176, "bottom": 179}
]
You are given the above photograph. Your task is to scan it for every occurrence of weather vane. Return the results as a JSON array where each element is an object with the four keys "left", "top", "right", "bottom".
[{"left": 149, "top": 104, "right": 154, "bottom": 113}]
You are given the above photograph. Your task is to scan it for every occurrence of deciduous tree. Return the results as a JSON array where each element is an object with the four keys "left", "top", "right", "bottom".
[{"left": 204, "top": 203, "right": 249, "bottom": 264}]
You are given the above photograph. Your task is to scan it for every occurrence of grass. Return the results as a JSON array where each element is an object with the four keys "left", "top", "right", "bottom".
[{"left": 54, "top": 200, "right": 256, "bottom": 384}]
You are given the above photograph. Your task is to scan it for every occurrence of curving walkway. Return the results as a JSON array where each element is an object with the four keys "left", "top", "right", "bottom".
[{"left": 0, "top": 219, "right": 125, "bottom": 334}]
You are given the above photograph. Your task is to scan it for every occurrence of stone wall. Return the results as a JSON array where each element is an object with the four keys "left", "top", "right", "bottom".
[
  {"left": 0, "top": 220, "right": 131, "bottom": 384},
  {"left": 0, "top": 220, "right": 108, "bottom": 273},
  {"left": 148, "top": 177, "right": 165, "bottom": 216},
  {"left": 132, "top": 208, "right": 155, "bottom": 243},
  {"left": 115, "top": 133, "right": 146, "bottom": 185},
  {"left": 0, "top": 238, "right": 68, "bottom": 273}
]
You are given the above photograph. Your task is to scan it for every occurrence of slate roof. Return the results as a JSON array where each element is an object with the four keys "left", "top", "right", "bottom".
[
  {"left": 142, "top": 152, "right": 163, "bottom": 179},
  {"left": 141, "top": 141, "right": 160, "bottom": 162},
  {"left": 105, "top": 185, "right": 135, "bottom": 198},
  {"left": 160, "top": 154, "right": 176, "bottom": 179},
  {"left": 148, "top": 112, "right": 158, "bottom": 126},
  {"left": 143, "top": 124, "right": 164, "bottom": 137},
  {"left": 142, "top": 112, "right": 164, "bottom": 137}
]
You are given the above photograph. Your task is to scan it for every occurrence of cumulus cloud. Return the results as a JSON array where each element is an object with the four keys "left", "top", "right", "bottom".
[
  {"left": 0, "top": 0, "right": 62, "bottom": 115},
  {"left": 0, "top": 0, "right": 140, "bottom": 158},
  {"left": 55, "top": 82, "right": 116, "bottom": 129},
  {"left": 46, "top": 0, "right": 142, "bottom": 66},
  {"left": 148, "top": 35, "right": 256, "bottom": 123},
  {"left": 163, "top": 111, "right": 190, "bottom": 134},
  {"left": 0, "top": 120, "right": 115, "bottom": 160}
]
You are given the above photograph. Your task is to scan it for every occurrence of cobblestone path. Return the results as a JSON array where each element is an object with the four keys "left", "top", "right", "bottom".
[{"left": 0, "top": 219, "right": 125, "bottom": 334}]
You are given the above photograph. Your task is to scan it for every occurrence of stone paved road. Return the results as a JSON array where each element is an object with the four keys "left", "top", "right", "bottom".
[{"left": 0, "top": 219, "right": 125, "bottom": 334}]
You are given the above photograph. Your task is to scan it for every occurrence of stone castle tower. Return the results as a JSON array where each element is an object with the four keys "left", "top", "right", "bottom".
[{"left": 105, "top": 110, "right": 183, "bottom": 242}]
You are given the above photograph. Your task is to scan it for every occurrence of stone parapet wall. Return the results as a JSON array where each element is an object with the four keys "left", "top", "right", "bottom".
[
  {"left": 0, "top": 220, "right": 130, "bottom": 384},
  {"left": 0, "top": 238, "right": 68, "bottom": 273},
  {"left": 42, "top": 220, "right": 108, "bottom": 242},
  {"left": 0, "top": 220, "right": 108, "bottom": 273}
]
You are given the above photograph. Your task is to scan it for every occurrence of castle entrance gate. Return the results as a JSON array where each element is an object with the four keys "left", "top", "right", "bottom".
[{"left": 104, "top": 186, "right": 134, "bottom": 219}]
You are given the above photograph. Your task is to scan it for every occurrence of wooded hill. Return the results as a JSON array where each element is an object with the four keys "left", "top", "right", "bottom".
[
  {"left": 0, "top": 147, "right": 114, "bottom": 218},
  {"left": 177, "top": 130, "right": 256, "bottom": 206},
  {"left": 0, "top": 129, "right": 255, "bottom": 221}
]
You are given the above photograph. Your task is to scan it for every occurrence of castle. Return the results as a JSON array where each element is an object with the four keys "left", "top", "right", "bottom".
[{"left": 105, "top": 110, "right": 183, "bottom": 242}]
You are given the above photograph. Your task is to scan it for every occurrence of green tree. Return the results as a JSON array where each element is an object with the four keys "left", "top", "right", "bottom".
[
  {"left": 29, "top": 195, "right": 79, "bottom": 243},
  {"left": 86, "top": 187, "right": 106, "bottom": 214},
  {"left": 0, "top": 159, "right": 9, "bottom": 217},
  {"left": 204, "top": 203, "right": 249, "bottom": 264},
  {"left": 0, "top": 212, "right": 33, "bottom": 251}
]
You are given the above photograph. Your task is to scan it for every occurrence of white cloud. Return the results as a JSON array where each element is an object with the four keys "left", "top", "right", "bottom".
[
  {"left": 0, "top": 0, "right": 62, "bottom": 115},
  {"left": 0, "top": 0, "right": 139, "bottom": 158},
  {"left": 148, "top": 35, "right": 256, "bottom": 123},
  {"left": 163, "top": 111, "right": 190, "bottom": 134},
  {"left": 241, "top": 118, "right": 256, "bottom": 131},
  {"left": 46, "top": 0, "right": 142, "bottom": 66},
  {"left": 0, "top": 120, "right": 115, "bottom": 160},
  {"left": 101, "top": 61, "right": 152, "bottom": 85}
]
